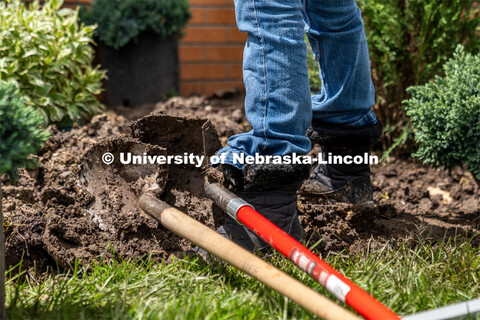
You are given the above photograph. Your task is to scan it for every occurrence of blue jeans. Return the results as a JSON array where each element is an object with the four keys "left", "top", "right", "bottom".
[{"left": 218, "top": 0, "right": 376, "bottom": 169}]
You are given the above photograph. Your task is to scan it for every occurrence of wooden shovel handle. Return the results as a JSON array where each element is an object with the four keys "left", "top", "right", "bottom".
[{"left": 139, "top": 193, "right": 360, "bottom": 320}]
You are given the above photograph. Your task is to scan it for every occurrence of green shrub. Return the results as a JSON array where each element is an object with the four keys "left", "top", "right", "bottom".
[
  {"left": 80, "top": 0, "right": 191, "bottom": 50},
  {"left": 405, "top": 46, "right": 480, "bottom": 185},
  {"left": 357, "top": 0, "right": 480, "bottom": 154},
  {"left": 0, "top": 0, "right": 106, "bottom": 127},
  {"left": 0, "top": 82, "right": 50, "bottom": 182}
]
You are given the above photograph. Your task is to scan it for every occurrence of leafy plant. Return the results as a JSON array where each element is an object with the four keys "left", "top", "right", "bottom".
[
  {"left": 80, "top": 0, "right": 191, "bottom": 50},
  {"left": 0, "top": 82, "right": 50, "bottom": 182},
  {"left": 0, "top": 0, "right": 106, "bottom": 127},
  {"left": 357, "top": 0, "right": 480, "bottom": 155},
  {"left": 405, "top": 46, "right": 480, "bottom": 186}
]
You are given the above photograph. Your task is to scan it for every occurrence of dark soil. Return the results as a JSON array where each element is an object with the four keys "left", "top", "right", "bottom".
[
  {"left": 2, "top": 95, "right": 479, "bottom": 272},
  {"left": 299, "top": 157, "right": 480, "bottom": 255}
]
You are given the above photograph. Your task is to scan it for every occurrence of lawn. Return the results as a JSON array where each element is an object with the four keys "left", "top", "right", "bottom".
[{"left": 6, "top": 237, "right": 480, "bottom": 320}]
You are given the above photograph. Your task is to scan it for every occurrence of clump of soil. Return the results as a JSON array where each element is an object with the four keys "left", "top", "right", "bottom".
[{"left": 131, "top": 114, "right": 222, "bottom": 229}]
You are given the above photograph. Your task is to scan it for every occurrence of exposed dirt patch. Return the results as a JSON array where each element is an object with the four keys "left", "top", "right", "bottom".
[
  {"left": 371, "top": 158, "right": 479, "bottom": 240},
  {"left": 2, "top": 96, "right": 479, "bottom": 272},
  {"left": 3, "top": 113, "right": 135, "bottom": 271},
  {"left": 298, "top": 156, "right": 480, "bottom": 255}
]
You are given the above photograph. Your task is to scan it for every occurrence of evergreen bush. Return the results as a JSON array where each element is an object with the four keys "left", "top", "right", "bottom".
[
  {"left": 0, "top": 81, "right": 49, "bottom": 182},
  {"left": 405, "top": 46, "right": 480, "bottom": 185}
]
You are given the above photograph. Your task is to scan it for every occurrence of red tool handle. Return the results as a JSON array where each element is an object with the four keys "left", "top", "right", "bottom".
[
  {"left": 237, "top": 205, "right": 399, "bottom": 320},
  {"left": 204, "top": 183, "right": 399, "bottom": 320}
]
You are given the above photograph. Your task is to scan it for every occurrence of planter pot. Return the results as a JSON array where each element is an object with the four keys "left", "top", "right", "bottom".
[{"left": 97, "top": 33, "right": 179, "bottom": 107}]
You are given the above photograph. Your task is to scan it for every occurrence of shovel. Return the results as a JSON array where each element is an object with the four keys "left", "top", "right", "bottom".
[{"left": 138, "top": 192, "right": 360, "bottom": 320}]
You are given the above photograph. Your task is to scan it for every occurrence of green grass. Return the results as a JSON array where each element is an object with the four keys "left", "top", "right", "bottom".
[{"left": 5, "top": 237, "right": 480, "bottom": 320}]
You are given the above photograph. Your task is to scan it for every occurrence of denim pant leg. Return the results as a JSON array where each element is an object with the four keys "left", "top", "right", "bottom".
[
  {"left": 304, "top": 0, "right": 377, "bottom": 127},
  {"left": 217, "top": 0, "right": 312, "bottom": 169}
]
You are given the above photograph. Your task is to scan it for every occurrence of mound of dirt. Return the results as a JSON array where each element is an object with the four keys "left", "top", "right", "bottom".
[
  {"left": 2, "top": 112, "right": 223, "bottom": 271},
  {"left": 3, "top": 113, "right": 135, "bottom": 270}
]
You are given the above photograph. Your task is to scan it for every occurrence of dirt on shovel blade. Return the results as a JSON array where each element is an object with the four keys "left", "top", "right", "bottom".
[{"left": 131, "top": 114, "right": 223, "bottom": 229}]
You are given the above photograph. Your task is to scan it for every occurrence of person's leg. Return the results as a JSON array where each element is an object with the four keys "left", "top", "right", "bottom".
[
  {"left": 304, "top": 0, "right": 376, "bottom": 126},
  {"left": 213, "top": 0, "right": 312, "bottom": 252},
  {"left": 301, "top": 0, "right": 382, "bottom": 205},
  {"left": 217, "top": 0, "right": 312, "bottom": 169}
]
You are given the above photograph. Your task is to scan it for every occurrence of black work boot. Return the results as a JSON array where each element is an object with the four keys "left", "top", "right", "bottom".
[
  {"left": 216, "top": 162, "right": 310, "bottom": 253},
  {"left": 301, "top": 121, "right": 383, "bottom": 206}
]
